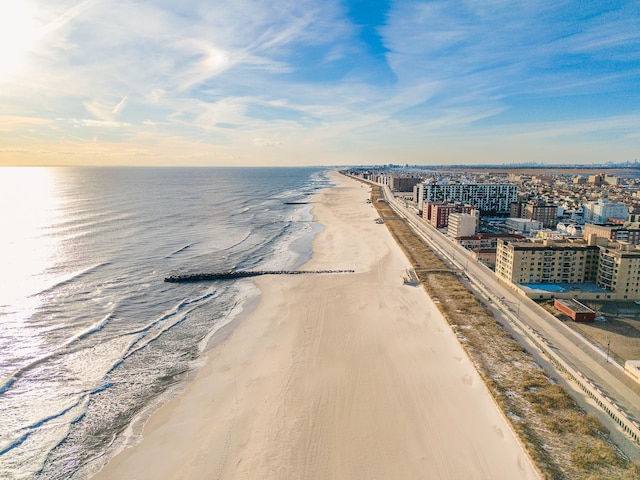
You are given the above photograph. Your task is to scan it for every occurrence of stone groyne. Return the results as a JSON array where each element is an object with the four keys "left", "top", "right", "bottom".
[{"left": 164, "top": 270, "right": 355, "bottom": 283}]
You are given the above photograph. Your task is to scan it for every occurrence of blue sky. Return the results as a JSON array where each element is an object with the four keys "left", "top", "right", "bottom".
[{"left": 0, "top": 0, "right": 638, "bottom": 166}]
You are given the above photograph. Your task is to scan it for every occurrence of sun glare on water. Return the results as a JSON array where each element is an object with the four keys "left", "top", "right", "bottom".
[
  {"left": 0, "top": 1, "right": 37, "bottom": 79},
  {"left": 0, "top": 167, "right": 60, "bottom": 306}
]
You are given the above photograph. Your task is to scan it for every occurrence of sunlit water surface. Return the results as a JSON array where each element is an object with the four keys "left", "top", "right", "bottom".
[{"left": 0, "top": 166, "right": 328, "bottom": 479}]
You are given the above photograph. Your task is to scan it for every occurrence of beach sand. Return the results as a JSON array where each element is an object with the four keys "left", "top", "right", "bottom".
[{"left": 93, "top": 172, "right": 539, "bottom": 479}]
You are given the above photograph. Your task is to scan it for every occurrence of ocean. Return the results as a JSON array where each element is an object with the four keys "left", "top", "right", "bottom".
[{"left": 0, "top": 166, "right": 330, "bottom": 479}]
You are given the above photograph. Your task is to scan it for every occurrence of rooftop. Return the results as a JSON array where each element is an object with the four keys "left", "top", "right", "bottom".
[
  {"left": 507, "top": 239, "right": 595, "bottom": 250},
  {"left": 555, "top": 298, "right": 595, "bottom": 314},
  {"left": 457, "top": 233, "right": 525, "bottom": 240}
]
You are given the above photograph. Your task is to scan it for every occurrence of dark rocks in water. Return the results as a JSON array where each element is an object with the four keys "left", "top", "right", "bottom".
[{"left": 164, "top": 269, "right": 354, "bottom": 283}]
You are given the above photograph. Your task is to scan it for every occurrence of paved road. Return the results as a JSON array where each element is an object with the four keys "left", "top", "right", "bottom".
[{"left": 377, "top": 184, "right": 640, "bottom": 440}]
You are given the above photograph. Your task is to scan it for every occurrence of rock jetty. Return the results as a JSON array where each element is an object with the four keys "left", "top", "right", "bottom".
[{"left": 164, "top": 270, "right": 355, "bottom": 283}]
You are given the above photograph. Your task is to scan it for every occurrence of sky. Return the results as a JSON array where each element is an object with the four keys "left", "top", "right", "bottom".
[{"left": 0, "top": 0, "right": 639, "bottom": 167}]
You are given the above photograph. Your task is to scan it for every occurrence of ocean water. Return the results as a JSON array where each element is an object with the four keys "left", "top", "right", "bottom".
[{"left": 0, "top": 166, "right": 330, "bottom": 479}]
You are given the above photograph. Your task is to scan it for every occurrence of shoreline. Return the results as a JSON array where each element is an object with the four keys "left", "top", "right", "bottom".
[{"left": 92, "top": 172, "right": 539, "bottom": 479}]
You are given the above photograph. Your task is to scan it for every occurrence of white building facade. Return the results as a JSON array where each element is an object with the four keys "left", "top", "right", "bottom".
[
  {"left": 448, "top": 212, "right": 479, "bottom": 237},
  {"left": 504, "top": 218, "right": 542, "bottom": 234},
  {"left": 582, "top": 199, "right": 629, "bottom": 224},
  {"left": 416, "top": 182, "right": 517, "bottom": 215}
]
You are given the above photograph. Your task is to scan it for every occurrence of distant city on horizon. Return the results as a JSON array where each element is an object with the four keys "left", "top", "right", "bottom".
[{"left": 349, "top": 159, "right": 640, "bottom": 171}]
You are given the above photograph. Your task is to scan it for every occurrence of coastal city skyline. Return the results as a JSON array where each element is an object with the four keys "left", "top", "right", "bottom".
[{"left": 1, "top": 1, "right": 639, "bottom": 167}]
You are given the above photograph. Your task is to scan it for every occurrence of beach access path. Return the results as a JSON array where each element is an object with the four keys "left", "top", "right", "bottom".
[{"left": 93, "top": 172, "right": 539, "bottom": 479}]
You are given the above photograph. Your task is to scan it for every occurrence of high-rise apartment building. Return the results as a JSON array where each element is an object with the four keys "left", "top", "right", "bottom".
[
  {"left": 582, "top": 199, "right": 629, "bottom": 224},
  {"left": 423, "top": 202, "right": 474, "bottom": 228},
  {"left": 596, "top": 244, "right": 640, "bottom": 297},
  {"left": 389, "top": 175, "right": 422, "bottom": 192},
  {"left": 588, "top": 174, "right": 605, "bottom": 185},
  {"left": 495, "top": 237, "right": 640, "bottom": 300},
  {"left": 524, "top": 203, "right": 559, "bottom": 228},
  {"left": 416, "top": 182, "right": 517, "bottom": 215},
  {"left": 389, "top": 176, "right": 421, "bottom": 193},
  {"left": 605, "top": 175, "right": 621, "bottom": 186},
  {"left": 495, "top": 238, "right": 599, "bottom": 285}
]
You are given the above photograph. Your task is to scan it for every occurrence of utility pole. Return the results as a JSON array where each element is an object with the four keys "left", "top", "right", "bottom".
[{"left": 606, "top": 336, "right": 610, "bottom": 363}]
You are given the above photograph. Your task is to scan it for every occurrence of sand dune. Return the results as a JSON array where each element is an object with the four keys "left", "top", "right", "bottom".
[{"left": 93, "top": 173, "right": 539, "bottom": 479}]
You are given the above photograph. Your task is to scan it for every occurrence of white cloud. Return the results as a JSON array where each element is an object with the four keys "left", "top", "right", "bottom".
[
  {"left": 252, "top": 138, "right": 283, "bottom": 147},
  {"left": 1, "top": 0, "right": 638, "bottom": 166},
  {"left": 112, "top": 96, "right": 128, "bottom": 116},
  {"left": 76, "top": 119, "right": 131, "bottom": 128},
  {"left": 84, "top": 98, "right": 129, "bottom": 121}
]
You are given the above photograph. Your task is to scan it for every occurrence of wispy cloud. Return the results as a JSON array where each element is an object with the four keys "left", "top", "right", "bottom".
[
  {"left": 75, "top": 119, "right": 131, "bottom": 128},
  {"left": 83, "top": 97, "right": 128, "bottom": 121},
  {"left": 1, "top": 0, "right": 639, "bottom": 166}
]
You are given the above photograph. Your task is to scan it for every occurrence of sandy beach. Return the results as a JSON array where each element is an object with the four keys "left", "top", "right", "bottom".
[{"left": 93, "top": 172, "right": 539, "bottom": 479}]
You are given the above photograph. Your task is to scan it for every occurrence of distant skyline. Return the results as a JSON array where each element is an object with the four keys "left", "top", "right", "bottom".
[{"left": 1, "top": 0, "right": 639, "bottom": 167}]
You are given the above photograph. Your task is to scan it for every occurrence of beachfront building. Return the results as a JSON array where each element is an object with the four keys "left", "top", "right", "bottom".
[
  {"left": 495, "top": 236, "right": 640, "bottom": 300},
  {"left": 429, "top": 203, "right": 457, "bottom": 228},
  {"left": 596, "top": 244, "right": 640, "bottom": 298},
  {"left": 423, "top": 202, "right": 475, "bottom": 228},
  {"left": 415, "top": 181, "right": 518, "bottom": 215},
  {"left": 389, "top": 176, "right": 422, "bottom": 193},
  {"left": 495, "top": 238, "right": 600, "bottom": 285},
  {"left": 582, "top": 199, "right": 629, "bottom": 224},
  {"left": 583, "top": 222, "right": 640, "bottom": 245},
  {"left": 448, "top": 212, "right": 479, "bottom": 237},
  {"left": 472, "top": 248, "right": 497, "bottom": 268}
]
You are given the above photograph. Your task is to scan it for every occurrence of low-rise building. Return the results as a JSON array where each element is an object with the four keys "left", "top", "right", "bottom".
[
  {"left": 554, "top": 298, "right": 596, "bottom": 322},
  {"left": 504, "top": 218, "right": 542, "bottom": 234},
  {"left": 557, "top": 222, "right": 583, "bottom": 237}
]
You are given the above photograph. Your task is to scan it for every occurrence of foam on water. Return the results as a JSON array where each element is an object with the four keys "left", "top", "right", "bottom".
[{"left": 0, "top": 167, "right": 330, "bottom": 479}]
